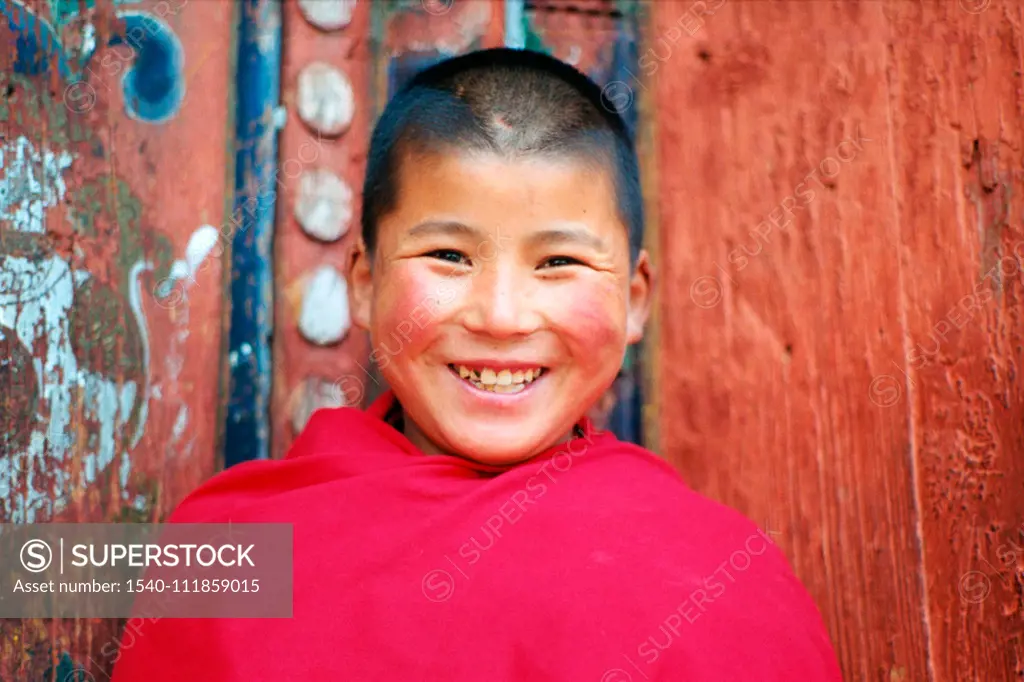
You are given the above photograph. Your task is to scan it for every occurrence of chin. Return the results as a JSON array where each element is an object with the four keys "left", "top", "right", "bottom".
[{"left": 443, "top": 430, "right": 557, "bottom": 466}]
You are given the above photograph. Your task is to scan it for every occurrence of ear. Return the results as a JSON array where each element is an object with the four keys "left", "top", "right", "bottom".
[
  {"left": 347, "top": 237, "right": 373, "bottom": 331},
  {"left": 625, "top": 249, "right": 654, "bottom": 345}
]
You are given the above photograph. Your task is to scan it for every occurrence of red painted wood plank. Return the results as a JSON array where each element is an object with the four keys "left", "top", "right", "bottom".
[
  {"left": 270, "top": 0, "right": 373, "bottom": 461},
  {"left": 884, "top": 1, "right": 1024, "bottom": 679},
  {"left": 649, "top": 1, "right": 929, "bottom": 679}
]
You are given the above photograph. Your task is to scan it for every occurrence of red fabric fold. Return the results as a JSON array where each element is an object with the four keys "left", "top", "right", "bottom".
[{"left": 110, "top": 391, "right": 843, "bottom": 681}]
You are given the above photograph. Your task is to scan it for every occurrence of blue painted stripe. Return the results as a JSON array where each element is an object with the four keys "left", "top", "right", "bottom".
[
  {"left": 504, "top": 0, "right": 526, "bottom": 49},
  {"left": 225, "top": 0, "right": 281, "bottom": 466}
]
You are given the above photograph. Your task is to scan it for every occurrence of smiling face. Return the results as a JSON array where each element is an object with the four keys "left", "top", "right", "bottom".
[{"left": 348, "top": 149, "right": 652, "bottom": 465}]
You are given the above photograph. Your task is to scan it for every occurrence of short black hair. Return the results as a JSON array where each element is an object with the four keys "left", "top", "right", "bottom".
[{"left": 361, "top": 47, "right": 644, "bottom": 265}]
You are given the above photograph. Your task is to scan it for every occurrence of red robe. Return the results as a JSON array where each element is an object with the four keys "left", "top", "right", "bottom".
[{"left": 111, "top": 390, "right": 843, "bottom": 681}]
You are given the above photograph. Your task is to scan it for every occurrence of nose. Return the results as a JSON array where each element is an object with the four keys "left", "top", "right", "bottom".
[{"left": 460, "top": 264, "right": 541, "bottom": 339}]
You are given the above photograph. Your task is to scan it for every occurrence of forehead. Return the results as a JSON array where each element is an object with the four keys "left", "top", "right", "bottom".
[{"left": 383, "top": 149, "right": 624, "bottom": 239}]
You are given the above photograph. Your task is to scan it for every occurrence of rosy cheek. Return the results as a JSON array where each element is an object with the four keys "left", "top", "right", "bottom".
[
  {"left": 549, "top": 283, "right": 625, "bottom": 353},
  {"left": 373, "top": 267, "right": 446, "bottom": 352}
]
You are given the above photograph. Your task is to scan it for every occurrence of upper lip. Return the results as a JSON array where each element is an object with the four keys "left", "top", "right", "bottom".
[{"left": 448, "top": 360, "right": 548, "bottom": 372}]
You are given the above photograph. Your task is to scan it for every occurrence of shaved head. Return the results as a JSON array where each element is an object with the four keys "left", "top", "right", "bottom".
[{"left": 361, "top": 48, "right": 643, "bottom": 265}]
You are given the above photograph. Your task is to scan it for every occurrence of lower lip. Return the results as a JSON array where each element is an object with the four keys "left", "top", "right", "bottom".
[{"left": 446, "top": 366, "right": 547, "bottom": 405}]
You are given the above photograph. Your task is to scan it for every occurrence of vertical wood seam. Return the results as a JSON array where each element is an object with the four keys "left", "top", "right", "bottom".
[
  {"left": 881, "top": 4, "right": 936, "bottom": 678},
  {"left": 638, "top": 0, "right": 660, "bottom": 455},
  {"left": 215, "top": 0, "right": 243, "bottom": 474}
]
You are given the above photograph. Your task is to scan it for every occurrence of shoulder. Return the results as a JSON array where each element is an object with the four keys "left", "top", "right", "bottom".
[
  {"left": 166, "top": 405, "right": 404, "bottom": 523},
  {"left": 551, "top": 436, "right": 808, "bottom": 592},
  {"left": 510, "top": 438, "right": 841, "bottom": 679},
  {"left": 557, "top": 441, "right": 842, "bottom": 678},
  {"left": 166, "top": 457, "right": 293, "bottom": 523},
  {"left": 563, "top": 436, "right": 743, "bottom": 523}
]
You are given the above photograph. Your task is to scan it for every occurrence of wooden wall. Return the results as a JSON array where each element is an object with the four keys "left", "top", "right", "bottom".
[
  {"left": 1, "top": 0, "right": 235, "bottom": 677},
  {"left": 648, "top": 1, "right": 1024, "bottom": 680},
  {"left": 3, "top": 0, "right": 1022, "bottom": 680}
]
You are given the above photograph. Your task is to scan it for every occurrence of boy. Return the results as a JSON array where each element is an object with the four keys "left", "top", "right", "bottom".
[{"left": 111, "top": 48, "right": 843, "bottom": 681}]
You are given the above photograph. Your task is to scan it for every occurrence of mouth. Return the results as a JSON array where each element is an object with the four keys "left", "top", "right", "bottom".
[{"left": 447, "top": 363, "right": 548, "bottom": 395}]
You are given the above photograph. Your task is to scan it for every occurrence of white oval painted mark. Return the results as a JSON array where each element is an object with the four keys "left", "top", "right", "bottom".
[
  {"left": 289, "top": 376, "right": 347, "bottom": 435},
  {"left": 298, "top": 0, "right": 357, "bottom": 31},
  {"left": 295, "top": 169, "right": 353, "bottom": 243},
  {"left": 298, "top": 265, "right": 350, "bottom": 346},
  {"left": 297, "top": 62, "right": 355, "bottom": 137}
]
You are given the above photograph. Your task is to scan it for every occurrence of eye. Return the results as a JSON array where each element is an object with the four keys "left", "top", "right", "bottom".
[
  {"left": 539, "top": 255, "right": 583, "bottom": 269},
  {"left": 426, "top": 249, "right": 469, "bottom": 265}
]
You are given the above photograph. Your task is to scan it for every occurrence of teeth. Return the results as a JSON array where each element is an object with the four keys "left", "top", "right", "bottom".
[{"left": 452, "top": 365, "right": 544, "bottom": 392}]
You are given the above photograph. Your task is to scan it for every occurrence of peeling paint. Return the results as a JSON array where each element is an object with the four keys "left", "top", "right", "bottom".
[
  {"left": 0, "top": 255, "right": 151, "bottom": 522},
  {"left": 0, "top": 0, "right": 73, "bottom": 77},
  {"left": 2, "top": 0, "right": 235, "bottom": 677},
  {"left": 0, "top": 135, "right": 74, "bottom": 235},
  {"left": 0, "top": 87, "right": 175, "bottom": 524},
  {"left": 171, "top": 404, "right": 189, "bottom": 441}
]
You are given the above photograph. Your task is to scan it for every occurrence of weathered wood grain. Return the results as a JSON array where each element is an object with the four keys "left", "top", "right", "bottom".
[
  {"left": 884, "top": 1, "right": 1024, "bottom": 679},
  {"left": 3, "top": 1, "right": 1019, "bottom": 680},
  {"left": 650, "top": 1, "right": 935, "bottom": 679},
  {"left": 1, "top": 0, "right": 234, "bottom": 678}
]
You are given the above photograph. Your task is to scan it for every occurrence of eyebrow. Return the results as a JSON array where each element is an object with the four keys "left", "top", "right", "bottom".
[
  {"left": 405, "top": 221, "right": 609, "bottom": 252},
  {"left": 406, "top": 220, "right": 484, "bottom": 239},
  {"left": 527, "top": 226, "right": 608, "bottom": 252}
]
